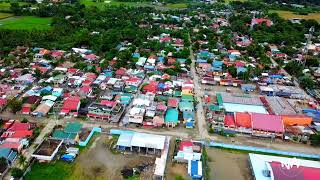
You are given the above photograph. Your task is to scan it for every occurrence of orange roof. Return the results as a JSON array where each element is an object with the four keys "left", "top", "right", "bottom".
[
  {"left": 235, "top": 112, "right": 252, "bottom": 128},
  {"left": 281, "top": 115, "right": 312, "bottom": 126}
]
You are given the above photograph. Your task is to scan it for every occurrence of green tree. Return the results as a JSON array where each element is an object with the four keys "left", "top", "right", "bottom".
[
  {"left": 0, "top": 157, "right": 8, "bottom": 169},
  {"left": 227, "top": 65, "right": 237, "bottom": 77},
  {"left": 7, "top": 99, "right": 22, "bottom": 114},
  {"left": 33, "top": 68, "right": 42, "bottom": 79},
  {"left": 284, "top": 61, "right": 303, "bottom": 76},
  {"left": 299, "top": 76, "right": 315, "bottom": 89},
  {"left": 18, "top": 155, "right": 26, "bottom": 168},
  {"left": 11, "top": 168, "right": 24, "bottom": 178},
  {"left": 310, "top": 134, "right": 320, "bottom": 146}
]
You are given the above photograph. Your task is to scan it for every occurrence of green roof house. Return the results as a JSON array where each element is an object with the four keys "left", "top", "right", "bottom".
[
  {"left": 181, "top": 95, "right": 194, "bottom": 102},
  {"left": 179, "top": 101, "right": 194, "bottom": 112},
  {"left": 52, "top": 122, "right": 82, "bottom": 144},
  {"left": 165, "top": 108, "right": 179, "bottom": 128}
]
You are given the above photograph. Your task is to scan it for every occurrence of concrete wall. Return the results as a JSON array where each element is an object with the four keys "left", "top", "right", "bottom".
[{"left": 79, "top": 127, "right": 102, "bottom": 147}]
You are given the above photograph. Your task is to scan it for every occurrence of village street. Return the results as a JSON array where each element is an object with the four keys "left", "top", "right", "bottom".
[{"left": 188, "top": 37, "right": 211, "bottom": 140}]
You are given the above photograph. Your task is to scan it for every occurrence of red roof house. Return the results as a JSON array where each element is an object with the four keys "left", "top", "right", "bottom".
[
  {"left": 235, "top": 112, "right": 252, "bottom": 128},
  {"left": 0, "top": 98, "right": 7, "bottom": 110},
  {"left": 22, "top": 104, "right": 32, "bottom": 115},
  {"left": 1, "top": 122, "right": 33, "bottom": 139},
  {"left": 224, "top": 114, "right": 236, "bottom": 128},
  {"left": 115, "top": 68, "right": 126, "bottom": 77},
  {"left": 78, "top": 86, "right": 92, "bottom": 97},
  {"left": 60, "top": 96, "right": 81, "bottom": 116},
  {"left": 251, "top": 113, "right": 284, "bottom": 133},
  {"left": 251, "top": 18, "right": 273, "bottom": 27},
  {"left": 179, "top": 141, "right": 193, "bottom": 151},
  {"left": 167, "top": 98, "right": 179, "bottom": 108},
  {"left": 143, "top": 81, "right": 158, "bottom": 94}
]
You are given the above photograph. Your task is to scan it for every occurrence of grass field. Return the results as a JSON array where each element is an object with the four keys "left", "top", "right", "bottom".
[
  {"left": 0, "top": 2, "right": 11, "bottom": 11},
  {"left": 81, "top": 0, "right": 187, "bottom": 9},
  {"left": 24, "top": 161, "right": 74, "bottom": 180},
  {"left": 0, "top": 16, "right": 52, "bottom": 30},
  {"left": 165, "top": 3, "right": 187, "bottom": 9},
  {"left": 0, "top": 2, "right": 30, "bottom": 11},
  {"left": 270, "top": 10, "right": 320, "bottom": 22},
  {"left": 0, "top": 12, "right": 12, "bottom": 19},
  {"left": 224, "top": 0, "right": 248, "bottom": 3}
]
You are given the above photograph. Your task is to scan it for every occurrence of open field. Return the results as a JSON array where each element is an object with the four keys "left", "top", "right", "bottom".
[
  {"left": 0, "top": 2, "right": 30, "bottom": 11},
  {"left": 25, "top": 135, "right": 155, "bottom": 180},
  {"left": 270, "top": 10, "right": 320, "bottom": 22},
  {"left": 0, "top": 16, "right": 52, "bottom": 30},
  {"left": 165, "top": 3, "right": 187, "bottom": 9},
  {"left": 207, "top": 148, "right": 252, "bottom": 180},
  {"left": 81, "top": 0, "right": 148, "bottom": 7},
  {"left": 224, "top": 0, "right": 248, "bottom": 3},
  {"left": 81, "top": 0, "right": 187, "bottom": 9},
  {"left": 0, "top": 2, "right": 11, "bottom": 11},
  {"left": 0, "top": 12, "right": 12, "bottom": 19}
]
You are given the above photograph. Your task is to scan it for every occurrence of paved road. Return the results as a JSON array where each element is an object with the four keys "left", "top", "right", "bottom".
[{"left": 188, "top": 34, "right": 211, "bottom": 140}]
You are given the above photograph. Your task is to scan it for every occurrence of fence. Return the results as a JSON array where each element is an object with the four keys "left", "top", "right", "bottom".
[
  {"left": 209, "top": 141, "right": 320, "bottom": 159},
  {"left": 79, "top": 127, "right": 102, "bottom": 147}
]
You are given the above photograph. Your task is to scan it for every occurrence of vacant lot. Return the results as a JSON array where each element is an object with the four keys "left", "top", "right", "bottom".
[
  {"left": 25, "top": 135, "right": 155, "bottom": 180},
  {"left": 0, "top": 12, "right": 13, "bottom": 19},
  {"left": 206, "top": 148, "right": 252, "bottom": 180},
  {"left": 270, "top": 10, "right": 320, "bottom": 22},
  {"left": 0, "top": 16, "right": 52, "bottom": 30}
]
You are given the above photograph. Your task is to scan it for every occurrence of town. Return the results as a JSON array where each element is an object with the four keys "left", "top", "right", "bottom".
[{"left": 0, "top": 0, "right": 320, "bottom": 180}]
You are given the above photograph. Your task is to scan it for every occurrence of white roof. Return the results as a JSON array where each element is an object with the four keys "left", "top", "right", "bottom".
[
  {"left": 133, "top": 98, "right": 150, "bottom": 106},
  {"left": 130, "top": 133, "right": 165, "bottom": 149},
  {"left": 129, "top": 107, "right": 142, "bottom": 115},
  {"left": 147, "top": 57, "right": 156, "bottom": 64},
  {"left": 260, "top": 86, "right": 274, "bottom": 92},
  {"left": 42, "top": 95, "right": 58, "bottom": 101},
  {"left": 107, "top": 78, "right": 118, "bottom": 85},
  {"left": 54, "top": 67, "right": 68, "bottom": 72}
]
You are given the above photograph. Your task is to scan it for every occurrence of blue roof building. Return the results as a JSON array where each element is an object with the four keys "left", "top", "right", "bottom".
[
  {"left": 188, "top": 160, "right": 203, "bottom": 179},
  {"left": 0, "top": 148, "right": 17, "bottom": 165}
]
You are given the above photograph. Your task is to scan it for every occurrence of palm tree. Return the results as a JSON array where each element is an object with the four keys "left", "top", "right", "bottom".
[{"left": 18, "top": 155, "right": 26, "bottom": 168}]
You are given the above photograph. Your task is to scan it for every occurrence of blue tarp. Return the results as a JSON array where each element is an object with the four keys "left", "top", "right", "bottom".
[
  {"left": 158, "top": 56, "right": 165, "bottom": 62},
  {"left": 61, "top": 154, "right": 75, "bottom": 162},
  {"left": 237, "top": 67, "right": 247, "bottom": 74},
  {"left": 270, "top": 75, "right": 283, "bottom": 79},
  {"left": 213, "top": 60, "right": 223, "bottom": 68},
  {"left": 132, "top": 53, "right": 140, "bottom": 58}
]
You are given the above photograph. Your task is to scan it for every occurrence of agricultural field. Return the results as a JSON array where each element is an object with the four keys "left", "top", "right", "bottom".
[
  {"left": 224, "top": 0, "right": 248, "bottom": 3},
  {"left": 165, "top": 3, "right": 188, "bottom": 9},
  {"left": 0, "top": 12, "right": 12, "bottom": 19},
  {"left": 80, "top": 0, "right": 188, "bottom": 9},
  {"left": 270, "top": 10, "right": 320, "bottom": 22},
  {"left": 80, "top": 0, "right": 150, "bottom": 9},
  {"left": 0, "top": 16, "right": 52, "bottom": 30},
  {"left": 0, "top": 2, "right": 30, "bottom": 11},
  {"left": 0, "top": 2, "right": 11, "bottom": 11}
]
